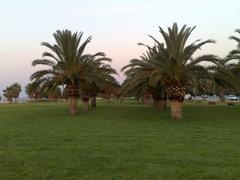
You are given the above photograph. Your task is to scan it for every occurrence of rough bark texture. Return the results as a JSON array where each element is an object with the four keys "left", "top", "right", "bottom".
[
  {"left": 82, "top": 100, "right": 89, "bottom": 111},
  {"left": 91, "top": 96, "right": 97, "bottom": 108},
  {"left": 69, "top": 97, "right": 78, "bottom": 115},
  {"left": 166, "top": 85, "right": 185, "bottom": 102},
  {"left": 67, "top": 84, "right": 79, "bottom": 115},
  {"left": 170, "top": 100, "right": 183, "bottom": 120}
]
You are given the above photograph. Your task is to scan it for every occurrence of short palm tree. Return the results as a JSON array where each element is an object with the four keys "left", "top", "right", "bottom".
[
  {"left": 78, "top": 54, "right": 118, "bottom": 110},
  {"left": 207, "top": 56, "right": 240, "bottom": 101},
  {"left": 3, "top": 86, "right": 14, "bottom": 103},
  {"left": 3, "top": 83, "right": 21, "bottom": 103},
  {"left": 31, "top": 30, "right": 115, "bottom": 114},
  {"left": 93, "top": 58, "right": 118, "bottom": 106},
  {"left": 121, "top": 49, "right": 167, "bottom": 110},
  {"left": 25, "top": 82, "right": 42, "bottom": 102},
  {"left": 11, "top": 83, "right": 21, "bottom": 103}
]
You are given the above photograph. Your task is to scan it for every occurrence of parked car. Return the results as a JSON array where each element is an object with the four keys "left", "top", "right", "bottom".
[{"left": 227, "top": 95, "right": 239, "bottom": 101}]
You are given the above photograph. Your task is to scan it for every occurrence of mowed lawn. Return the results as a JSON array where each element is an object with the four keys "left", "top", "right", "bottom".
[{"left": 0, "top": 101, "right": 240, "bottom": 179}]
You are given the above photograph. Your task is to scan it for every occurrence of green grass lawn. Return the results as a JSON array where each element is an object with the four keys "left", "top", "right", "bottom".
[{"left": 0, "top": 101, "right": 240, "bottom": 179}]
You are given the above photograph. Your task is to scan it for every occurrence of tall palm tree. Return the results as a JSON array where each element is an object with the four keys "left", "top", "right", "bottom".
[
  {"left": 31, "top": 30, "right": 114, "bottom": 114},
  {"left": 151, "top": 24, "right": 217, "bottom": 119},
  {"left": 130, "top": 23, "right": 216, "bottom": 119}
]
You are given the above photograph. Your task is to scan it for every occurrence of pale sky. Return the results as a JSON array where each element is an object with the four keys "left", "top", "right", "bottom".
[{"left": 0, "top": 0, "right": 239, "bottom": 97}]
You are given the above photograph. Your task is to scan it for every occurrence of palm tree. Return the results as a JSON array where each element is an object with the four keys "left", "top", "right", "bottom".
[
  {"left": 27, "top": 78, "right": 64, "bottom": 102},
  {"left": 121, "top": 49, "right": 167, "bottom": 110},
  {"left": 25, "top": 82, "right": 42, "bottom": 102},
  {"left": 132, "top": 23, "right": 216, "bottom": 119},
  {"left": 151, "top": 85, "right": 167, "bottom": 110},
  {"left": 121, "top": 52, "right": 151, "bottom": 103},
  {"left": 228, "top": 29, "right": 240, "bottom": 63},
  {"left": 3, "top": 83, "right": 21, "bottom": 103},
  {"left": 207, "top": 56, "right": 240, "bottom": 102},
  {"left": 231, "top": 62, "right": 240, "bottom": 95},
  {"left": 201, "top": 29, "right": 240, "bottom": 100},
  {"left": 48, "top": 86, "right": 62, "bottom": 101},
  {"left": 3, "top": 86, "right": 14, "bottom": 103},
  {"left": 11, "top": 83, "right": 21, "bottom": 103},
  {"left": 80, "top": 57, "right": 118, "bottom": 109},
  {"left": 228, "top": 29, "right": 240, "bottom": 92},
  {"left": 31, "top": 30, "right": 116, "bottom": 114}
]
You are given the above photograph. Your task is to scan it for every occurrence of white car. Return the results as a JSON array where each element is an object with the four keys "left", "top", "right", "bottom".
[{"left": 227, "top": 95, "right": 239, "bottom": 101}]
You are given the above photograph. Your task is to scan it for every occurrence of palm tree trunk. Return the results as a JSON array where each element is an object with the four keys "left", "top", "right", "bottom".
[
  {"left": 82, "top": 99, "right": 89, "bottom": 111},
  {"left": 69, "top": 97, "right": 78, "bottom": 115},
  {"left": 82, "top": 94, "right": 90, "bottom": 111},
  {"left": 91, "top": 96, "right": 97, "bottom": 108},
  {"left": 170, "top": 100, "right": 183, "bottom": 120},
  {"left": 67, "top": 84, "right": 79, "bottom": 115}
]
